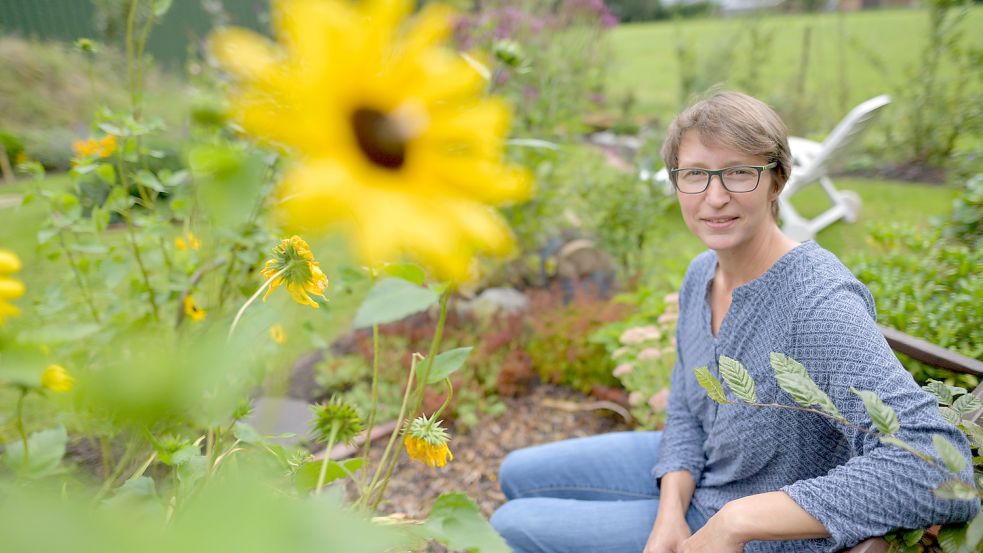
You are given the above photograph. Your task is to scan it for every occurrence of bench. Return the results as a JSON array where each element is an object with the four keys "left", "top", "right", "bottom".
[{"left": 843, "top": 325, "right": 983, "bottom": 553}]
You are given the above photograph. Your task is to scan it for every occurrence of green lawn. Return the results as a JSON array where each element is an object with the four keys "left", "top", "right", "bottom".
[{"left": 606, "top": 7, "right": 983, "bottom": 135}]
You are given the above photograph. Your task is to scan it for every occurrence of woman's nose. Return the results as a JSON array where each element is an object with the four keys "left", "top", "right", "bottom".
[{"left": 704, "top": 175, "right": 730, "bottom": 206}]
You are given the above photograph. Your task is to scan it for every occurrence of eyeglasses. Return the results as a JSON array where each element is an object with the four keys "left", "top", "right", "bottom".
[{"left": 669, "top": 162, "right": 777, "bottom": 194}]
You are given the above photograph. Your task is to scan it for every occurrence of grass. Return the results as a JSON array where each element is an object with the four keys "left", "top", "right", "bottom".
[{"left": 605, "top": 7, "right": 983, "bottom": 135}]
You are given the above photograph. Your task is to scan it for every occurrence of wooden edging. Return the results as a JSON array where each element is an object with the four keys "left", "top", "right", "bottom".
[{"left": 879, "top": 324, "right": 983, "bottom": 379}]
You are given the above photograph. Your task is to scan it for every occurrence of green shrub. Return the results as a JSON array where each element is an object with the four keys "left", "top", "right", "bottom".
[
  {"left": 850, "top": 223, "right": 982, "bottom": 389},
  {"left": 943, "top": 174, "right": 983, "bottom": 248}
]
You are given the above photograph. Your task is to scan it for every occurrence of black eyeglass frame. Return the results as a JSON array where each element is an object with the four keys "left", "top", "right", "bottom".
[{"left": 669, "top": 161, "right": 778, "bottom": 194}]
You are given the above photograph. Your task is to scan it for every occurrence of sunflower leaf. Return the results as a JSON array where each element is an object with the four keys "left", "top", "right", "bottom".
[
  {"left": 694, "top": 366, "right": 729, "bottom": 405},
  {"left": 718, "top": 355, "right": 757, "bottom": 404},
  {"left": 419, "top": 492, "right": 509, "bottom": 553},
  {"left": 353, "top": 278, "right": 438, "bottom": 328},
  {"left": 851, "top": 387, "right": 900, "bottom": 435},
  {"left": 424, "top": 347, "right": 474, "bottom": 385}
]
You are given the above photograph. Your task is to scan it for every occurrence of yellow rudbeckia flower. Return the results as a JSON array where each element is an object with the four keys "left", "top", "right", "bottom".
[
  {"left": 72, "top": 135, "right": 117, "bottom": 159},
  {"left": 175, "top": 231, "right": 201, "bottom": 251},
  {"left": 184, "top": 295, "right": 207, "bottom": 321},
  {"left": 211, "top": 0, "right": 531, "bottom": 282},
  {"left": 269, "top": 323, "right": 286, "bottom": 344},
  {"left": 261, "top": 236, "right": 329, "bottom": 308},
  {"left": 0, "top": 249, "right": 24, "bottom": 326},
  {"left": 41, "top": 364, "right": 75, "bottom": 393},
  {"left": 403, "top": 414, "right": 453, "bottom": 468}
]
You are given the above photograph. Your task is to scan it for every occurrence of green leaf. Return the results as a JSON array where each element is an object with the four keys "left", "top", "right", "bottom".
[
  {"left": 2, "top": 426, "right": 68, "bottom": 479},
  {"left": 353, "top": 278, "right": 438, "bottom": 329},
  {"left": 102, "top": 476, "right": 166, "bottom": 520},
  {"left": 91, "top": 206, "right": 110, "bottom": 232},
  {"left": 189, "top": 145, "right": 265, "bottom": 228},
  {"left": 152, "top": 0, "right": 173, "bottom": 16},
  {"left": 424, "top": 347, "right": 473, "bottom": 385},
  {"left": 940, "top": 406, "right": 962, "bottom": 426},
  {"left": 718, "top": 355, "right": 757, "bottom": 404},
  {"left": 852, "top": 387, "right": 900, "bottom": 435},
  {"left": 694, "top": 366, "right": 729, "bottom": 405},
  {"left": 770, "top": 351, "right": 809, "bottom": 378},
  {"left": 880, "top": 436, "right": 934, "bottom": 463},
  {"left": 382, "top": 262, "right": 426, "bottom": 285},
  {"left": 966, "top": 510, "right": 983, "bottom": 551},
  {"left": 958, "top": 420, "right": 983, "bottom": 450},
  {"left": 233, "top": 421, "right": 264, "bottom": 445},
  {"left": 774, "top": 372, "right": 818, "bottom": 408},
  {"left": 933, "top": 434, "right": 968, "bottom": 474},
  {"left": 952, "top": 393, "right": 982, "bottom": 415},
  {"left": 924, "top": 380, "right": 955, "bottom": 406},
  {"left": 134, "top": 170, "right": 166, "bottom": 193},
  {"left": 177, "top": 455, "right": 208, "bottom": 486},
  {"left": 901, "top": 528, "right": 924, "bottom": 546},
  {"left": 937, "top": 522, "right": 972, "bottom": 553},
  {"left": 419, "top": 492, "right": 509, "bottom": 553},
  {"left": 294, "top": 458, "right": 365, "bottom": 493},
  {"left": 934, "top": 480, "right": 978, "bottom": 502},
  {"left": 23, "top": 323, "right": 101, "bottom": 344}
]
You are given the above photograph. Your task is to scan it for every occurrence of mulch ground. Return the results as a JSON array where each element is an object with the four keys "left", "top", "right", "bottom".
[{"left": 366, "top": 383, "right": 631, "bottom": 520}]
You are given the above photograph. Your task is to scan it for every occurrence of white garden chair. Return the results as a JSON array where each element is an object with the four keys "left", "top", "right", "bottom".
[
  {"left": 640, "top": 95, "right": 892, "bottom": 242},
  {"left": 779, "top": 94, "right": 891, "bottom": 241}
]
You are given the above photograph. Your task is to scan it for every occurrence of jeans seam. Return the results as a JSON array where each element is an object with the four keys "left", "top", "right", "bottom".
[{"left": 516, "top": 485, "right": 657, "bottom": 500}]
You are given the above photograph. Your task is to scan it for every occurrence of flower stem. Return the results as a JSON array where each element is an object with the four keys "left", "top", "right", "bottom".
[
  {"left": 315, "top": 424, "right": 339, "bottom": 496},
  {"left": 359, "top": 322, "right": 381, "bottom": 476},
  {"left": 15, "top": 388, "right": 29, "bottom": 471},
  {"left": 362, "top": 353, "right": 421, "bottom": 510},
  {"left": 410, "top": 288, "right": 452, "bottom": 417},
  {"left": 57, "top": 231, "right": 101, "bottom": 323},
  {"left": 228, "top": 267, "right": 287, "bottom": 340},
  {"left": 432, "top": 378, "right": 454, "bottom": 422}
]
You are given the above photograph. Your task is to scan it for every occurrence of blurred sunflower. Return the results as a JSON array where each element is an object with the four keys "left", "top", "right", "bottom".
[
  {"left": 175, "top": 231, "right": 201, "bottom": 251},
  {"left": 211, "top": 0, "right": 531, "bottom": 282},
  {"left": 0, "top": 249, "right": 24, "bottom": 326},
  {"left": 72, "top": 135, "right": 117, "bottom": 159}
]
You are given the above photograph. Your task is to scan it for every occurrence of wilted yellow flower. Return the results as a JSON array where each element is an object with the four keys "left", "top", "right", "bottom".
[
  {"left": 41, "top": 364, "right": 74, "bottom": 393},
  {"left": 211, "top": 0, "right": 531, "bottom": 282},
  {"left": 0, "top": 249, "right": 24, "bottom": 326},
  {"left": 261, "top": 236, "right": 329, "bottom": 308},
  {"left": 72, "top": 135, "right": 117, "bottom": 159},
  {"left": 269, "top": 324, "right": 286, "bottom": 344},
  {"left": 184, "top": 295, "right": 206, "bottom": 321},
  {"left": 403, "top": 415, "right": 453, "bottom": 468},
  {"left": 175, "top": 231, "right": 201, "bottom": 251}
]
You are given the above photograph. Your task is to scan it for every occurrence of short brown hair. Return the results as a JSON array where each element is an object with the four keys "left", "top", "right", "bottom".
[{"left": 661, "top": 91, "right": 791, "bottom": 221}]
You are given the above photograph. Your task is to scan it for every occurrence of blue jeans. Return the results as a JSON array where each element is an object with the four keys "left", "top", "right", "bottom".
[{"left": 490, "top": 431, "right": 708, "bottom": 553}]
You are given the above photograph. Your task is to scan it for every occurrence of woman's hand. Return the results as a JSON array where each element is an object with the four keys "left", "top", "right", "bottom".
[
  {"left": 678, "top": 504, "right": 745, "bottom": 553},
  {"left": 642, "top": 514, "right": 692, "bottom": 553}
]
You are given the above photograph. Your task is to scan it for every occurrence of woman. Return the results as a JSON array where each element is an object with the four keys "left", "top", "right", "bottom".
[{"left": 490, "top": 92, "right": 978, "bottom": 552}]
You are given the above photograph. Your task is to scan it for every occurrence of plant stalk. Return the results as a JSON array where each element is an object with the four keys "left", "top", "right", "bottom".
[{"left": 228, "top": 267, "right": 287, "bottom": 339}]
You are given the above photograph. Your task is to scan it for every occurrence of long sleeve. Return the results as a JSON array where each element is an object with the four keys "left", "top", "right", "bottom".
[
  {"left": 652, "top": 340, "right": 708, "bottom": 484},
  {"left": 780, "top": 280, "right": 980, "bottom": 551}
]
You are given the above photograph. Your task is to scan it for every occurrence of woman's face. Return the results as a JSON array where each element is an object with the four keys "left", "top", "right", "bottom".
[{"left": 675, "top": 130, "right": 779, "bottom": 256}]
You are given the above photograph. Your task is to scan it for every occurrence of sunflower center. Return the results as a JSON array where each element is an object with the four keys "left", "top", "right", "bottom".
[{"left": 352, "top": 108, "right": 407, "bottom": 170}]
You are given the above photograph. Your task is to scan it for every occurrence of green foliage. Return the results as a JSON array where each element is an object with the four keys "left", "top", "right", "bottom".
[
  {"left": 425, "top": 347, "right": 474, "bottom": 385},
  {"left": 943, "top": 174, "right": 983, "bottom": 248},
  {"left": 694, "top": 366, "right": 728, "bottom": 405},
  {"left": 852, "top": 387, "right": 901, "bottom": 436},
  {"left": 849, "top": 223, "right": 982, "bottom": 389},
  {"left": 353, "top": 278, "right": 439, "bottom": 329},
  {"left": 697, "top": 351, "right": 982, "bottom": 552},
  {"left": 419, "top": 492, "right": 510, "bottom": 553},
  {"left": 771, "top": 352, "right": 841, "bottom": 418},
  {"left": 718, "top": 355, "right": 757, "bottom": 404}
]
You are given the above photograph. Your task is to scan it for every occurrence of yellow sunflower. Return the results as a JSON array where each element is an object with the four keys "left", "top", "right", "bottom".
[
  {"left": 175, "top": 231, "right": 201, "bottom": 251},
  {"left": 211, "top": 0, "right": 531, "bottom": 282},
  {"left": 0, "top": 249, "right": 24, "bottom": 326},
  {"left": 261, "top": 236, "right": 329, "bottom": 308}
]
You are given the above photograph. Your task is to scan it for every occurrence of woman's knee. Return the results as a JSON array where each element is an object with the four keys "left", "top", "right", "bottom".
[
  {"left": 490, "top": 500, "right": 537, "bottom": 553},
  {"left": 498, "top": 447, "right": 536, "bottom": 499}
]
